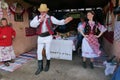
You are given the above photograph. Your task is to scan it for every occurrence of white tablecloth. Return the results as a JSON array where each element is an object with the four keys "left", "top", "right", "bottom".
[{"left": 50, "top": 39, "right": 73, "bottom": 60}]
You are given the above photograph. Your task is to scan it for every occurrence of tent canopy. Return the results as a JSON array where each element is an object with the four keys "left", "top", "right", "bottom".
[{"left": 23, "top": 0, "right": 110, "bottom": 10}]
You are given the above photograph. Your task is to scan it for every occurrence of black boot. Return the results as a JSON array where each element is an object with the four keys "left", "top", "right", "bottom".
[
  {"left": 35, "top": 60, "right": 43, "bottom": 75},
  {"left": 90, "top": 62, "right": 94, "bottom": 69},
  {"left": 44, "top": 60, "right": 50, "bottom": 72},
  {"left": 82, "top": 61, "right": 87, "bottom": 68}
]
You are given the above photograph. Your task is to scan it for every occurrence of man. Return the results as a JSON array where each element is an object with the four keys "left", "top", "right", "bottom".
[
  {"left": 30, "top": 3, "right": 73, "bottom": 75},
  {"left": 77, "top": 17, "right": 85, "bottom": 55}
]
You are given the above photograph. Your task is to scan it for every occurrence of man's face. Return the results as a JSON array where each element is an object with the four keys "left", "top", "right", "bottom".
[{"left": 40, "top": 11, "right": 47, "bottom": 16}]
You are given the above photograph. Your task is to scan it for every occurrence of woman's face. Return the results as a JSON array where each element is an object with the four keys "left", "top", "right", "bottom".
[
  {"left": 87, "top": 12, "right": 94, "bottom": 20},
  {"left": 1, "top": 20, "right": 7, "bottom": 26}
]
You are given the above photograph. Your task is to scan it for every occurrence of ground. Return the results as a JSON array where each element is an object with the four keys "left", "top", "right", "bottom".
[{"left": 0, "top": 54, "right": 111, "bottom": 80}]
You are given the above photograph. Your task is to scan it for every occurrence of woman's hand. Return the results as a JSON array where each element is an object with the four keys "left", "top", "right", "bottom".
[
  {"left": 95, "top": 32, "right": 103, "bottom": 38},
  {"left": 95, "top": 35, "right": 99, "bottom": 38},
  {"left": 84, "top": 35, "right": 88, "bottom": 38},
  {"left": 95, "top": 35, "right": 101, "bottom": 38}
]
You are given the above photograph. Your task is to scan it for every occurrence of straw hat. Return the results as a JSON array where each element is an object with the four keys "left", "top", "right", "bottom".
[{"left": 38, "top": 3, "right": 49, "bottom": 12}]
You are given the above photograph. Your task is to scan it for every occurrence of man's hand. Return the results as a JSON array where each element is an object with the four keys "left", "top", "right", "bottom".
[
  {"left": 40, "top": 14, "right": 46, "bottom": 22},
  {"left": 64, "top": 17, "right": 73, "bottom": 24}
]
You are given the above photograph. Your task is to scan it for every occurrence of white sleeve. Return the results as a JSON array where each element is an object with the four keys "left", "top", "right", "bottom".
[
  {"left": 98, "top": 23, "right": 107, "bottom": 32},
  {"left": 50, "top": 16, "right": 65, "bottom": 25},
  {"left": 30, "top": 16, "right": 40, "bottom": 28}
]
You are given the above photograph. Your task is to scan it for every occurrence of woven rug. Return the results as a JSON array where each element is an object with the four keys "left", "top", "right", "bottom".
[{"left": 0, "top": 50, "right": 36, "bottom": 72}]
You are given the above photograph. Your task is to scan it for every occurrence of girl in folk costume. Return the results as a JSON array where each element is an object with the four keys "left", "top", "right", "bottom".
[
  {"left": 0, "top": 18, "right": 16, "bottom": 66},
  {"left": 30, "top": 3, "right": 73, "bottom": 75},
  {"left": 78, "top": 11, "right": 107, "bottom": 69}
]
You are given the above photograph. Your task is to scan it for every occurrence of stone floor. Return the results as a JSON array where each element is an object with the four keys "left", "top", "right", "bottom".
[{"left": 0, "top": 54, "right": 111, "bottom": 80}]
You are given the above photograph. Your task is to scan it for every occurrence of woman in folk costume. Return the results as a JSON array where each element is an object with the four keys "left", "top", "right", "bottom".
[
  {"left": 78, "top": 11, "right": 107, "bottom": 69},
  {"left": 30, "top": 3, "right": 73, "bottom": 75}
]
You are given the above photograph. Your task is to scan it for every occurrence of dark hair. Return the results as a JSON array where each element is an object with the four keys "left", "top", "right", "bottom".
[
  {"left": 87, "top": 11, "right": 96, "bottom": 21},
  {"left": 87, "top": 11, "right": 95, "bottom": 15},
  {"left": 0, "top": 18, "right": 8, "bottom": 26},
  {"left": 1, "top": 18, "right": 8, "bottom": 24},
  {"left": 1, "top": 18, "right": 7, "bottom": 21}
]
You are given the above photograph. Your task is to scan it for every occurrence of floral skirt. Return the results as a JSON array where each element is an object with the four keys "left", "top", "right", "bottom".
[{"left": 0, "top": 46, "right": 16, "bottom": 62}]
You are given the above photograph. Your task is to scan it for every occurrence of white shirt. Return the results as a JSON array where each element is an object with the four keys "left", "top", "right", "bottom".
[{"left": 30, "top": 14, "right": 66, "bottom": 33}]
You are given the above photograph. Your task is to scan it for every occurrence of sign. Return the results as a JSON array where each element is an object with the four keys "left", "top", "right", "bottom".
[{"left": 50, "top": 40, "right": 73, "bottom": 60}]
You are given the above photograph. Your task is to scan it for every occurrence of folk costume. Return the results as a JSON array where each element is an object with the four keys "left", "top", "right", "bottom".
[
  {"left": 78, "top": 21, "right": 106, "bottom": 58},
  {"left": 30, "top": 4, "right": 67, "bottom": 75}
]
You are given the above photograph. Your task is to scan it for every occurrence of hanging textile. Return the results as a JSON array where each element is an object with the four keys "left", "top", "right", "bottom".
[
  {"left": 25, "top": 27, "right": 37, "bottom": 36},
  {"left": 0, "top": 0, "right": 10, "bottom": 19},
  {"left": 113, "top": 16, "right": 120, "bottom": 59},
  {"left": 114, "top": 21, "right": 120, "bottom": 41},
  {"left": 9, "top": 2, "right": 25, "bottom": 16}
]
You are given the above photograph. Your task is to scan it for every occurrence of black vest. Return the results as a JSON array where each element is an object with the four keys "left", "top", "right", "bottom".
[{"left": 84, "top": 21, "right": 100, "bottom": 35}]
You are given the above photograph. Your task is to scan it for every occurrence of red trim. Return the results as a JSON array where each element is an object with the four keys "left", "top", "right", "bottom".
[
  {"left": 46, "top": 18, "right": 54, "bottom": 34},
  {"left": 36, "top": 17, "right": 54, "bottom": 35},
  {"left": 36, "top": 21, "right": 43, "bottom": 35}
]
